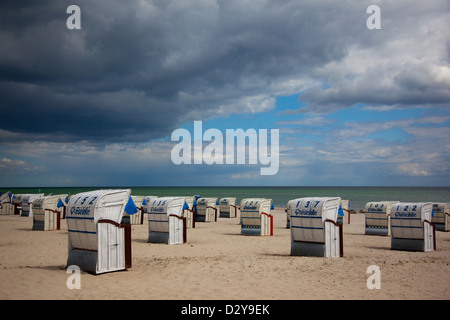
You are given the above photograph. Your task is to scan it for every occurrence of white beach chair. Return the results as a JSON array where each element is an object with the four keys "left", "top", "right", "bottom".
[
  {"left": 431, "top": 203, "right": 450, "bottom": 232},
  {"left": 182, "top": 196, "right": 195, "bottom": 228},
  {"left": 390, "top": 202, "right": 435, "bottom": 252},
  {"left": 66, "top": 189, "right": 132, "bottom": 274},
  {"left": 219, "top": 197, "right": 238, "bottom": 218},
  {"left": 20, "top": 194, "right": 44, "bottom": 217},
  {"left": 0, "top": 192, "right": 14, "bottom": 215},
  {"left": 364, "top": 201, "right": 399, "bottom": 236},
  {"left": 146, "top": 197, "right": 187, "bottom": 245},
  {"left": 195, "top": 197, "right": 218, "bottom": 222},
  {"left": 32, "top": 194, "right": 67, "bottom": 230},
  {"left": 240, "top": 198, "right": 273, "bottom": 236},
  {"left": 287, "top": 197, "right": 343, "bottom": 258}
]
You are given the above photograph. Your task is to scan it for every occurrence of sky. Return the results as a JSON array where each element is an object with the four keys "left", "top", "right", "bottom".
[{"left": 0, "top": 0, "right": 449, "bottom": 187}]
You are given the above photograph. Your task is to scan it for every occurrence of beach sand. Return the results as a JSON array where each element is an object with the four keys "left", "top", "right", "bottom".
[{"left": 0, "top": 208, "right": 449, "bottom": 300}]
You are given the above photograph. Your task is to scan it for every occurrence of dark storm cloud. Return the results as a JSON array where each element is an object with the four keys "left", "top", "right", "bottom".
[
  {"left": 0, "top": 0, "right": 368, "bottom": 143},
  {"left": 1, "top": 0, "right": 448, "bottom": 143}
]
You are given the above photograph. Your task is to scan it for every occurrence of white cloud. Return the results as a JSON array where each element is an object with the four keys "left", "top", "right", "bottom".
[
  {"left": 230, "top": 173, "right": 252, "bottom": 179},
  {"left": 0, "top": 157, "right": 43, "bottom": 175},
  {"left": 275, "top": 111, "right": 450, "bottom": 184},
  {"left": 277, "top": 115, "right": 337, "bottom": 127},
  {"left": 396, "top": 163, "right": 431, "bottom": 177},
  {"left": 298, "top": 1, "right": 450, "bottom": 113}
]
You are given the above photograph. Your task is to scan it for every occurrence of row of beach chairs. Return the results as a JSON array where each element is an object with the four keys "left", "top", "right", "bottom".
[
  {"left": 0, "top": 190, "right": 275, "bottom": 274},
  {"left": 285, "top": 198, "right": 448, "bottom": 259},
  {"left": 363, "top": 201, "right": 448, "bottom": 252},
  {"left": 1, "top": 190, "right": 448, "bottom": 275},
  {"left": 65, "top": 190, "right": 275, "bottom": 274}
]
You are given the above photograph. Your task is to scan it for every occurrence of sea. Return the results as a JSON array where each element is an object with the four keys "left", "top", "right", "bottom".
[{"left": 3, "top": 186, "right": 450, "bottom": 212}]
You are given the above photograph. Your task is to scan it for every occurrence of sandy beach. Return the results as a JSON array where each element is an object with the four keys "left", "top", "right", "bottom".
[{"left": 0, "top": 208, "right": 449, "bottom": 300}]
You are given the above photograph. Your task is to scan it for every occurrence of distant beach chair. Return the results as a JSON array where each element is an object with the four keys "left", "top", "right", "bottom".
[
  {"left": 219, "top": 197, "right": 238, "bottom": 218},
  {"left": 12, "top": 194, "right": 24, "bottom": 215},
  {"left": 337, "top": 200, "right": 350, "bottom": 224},
  {"left": 182, "top": 196, "right": 196, "bottom": 228},
  {"left": 32, "top": 194, "right": 67, "bottom": 230},
  {"left": 390, "top": 202, "right": 435, "bottom": 252},
  {"left": 240, "top": 198, "right": 273, "bottom": 236},
  {"left": 146, "top": 197, "right": 187, "bottom": 245},
  {"left": 287, "top": 197, "right": 343, "bottom": 258},
  {"left": 20, "top": 194, "right": 44, "bottom": 217},
  {"left": 122, "top": 196, "right": 145, "bottom": 225},
  {"left": 66, "top": 189, "right": 132, "bottom": 274},
  {"left": 0, "top": 192, "right": 14, "bottom": 215},
  {"left": 431, "top": 203, "right": 450, "bottom": 232},
  {"left": 364, "top": 201, "right": 399, "bottom": 236},
  {"left": 195, "top": 197, "right": 218, "bottom": 222}
]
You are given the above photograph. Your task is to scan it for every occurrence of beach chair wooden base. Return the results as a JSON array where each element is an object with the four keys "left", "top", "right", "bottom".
[
  {"left": 291, "top": 241, "right": 326, "bottom": 257},
  {"left": 241, "top": 225, "right": 262, "bottom": 236},
  {"left": 195, "top": 215, "right": 206, "bottom": 222},
  {"left": 32, "top": 220, "right": 45, "bottom": 230},
  {"left": 365, "top": 226, "right": 389, "bottom": 236},
  {"left": 435, "top": 223, "right": 447, "bottom": 232},
  {"left": 121, "top": 216, "right": 131, "bottom": 225},
  {"left": 391, "top": 238, "right": 427, "bottom": 252},
  {"left": 67, "top": 249, "right": 99, "bottom": 274},
  {"left": 148, "top": 231, "right": 170, "bottom": 243},
  {"left": 220, "top": 211, "right": 231, "bottom": 218}
]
